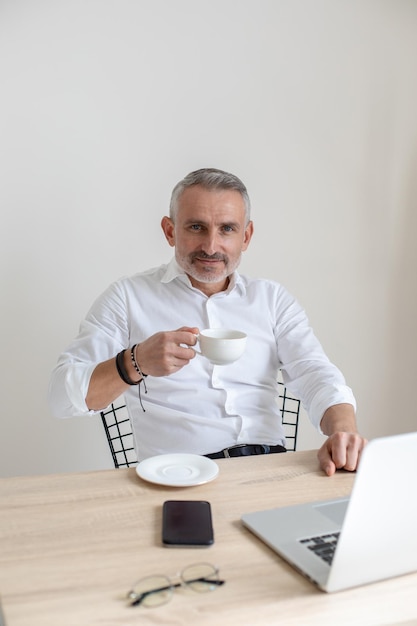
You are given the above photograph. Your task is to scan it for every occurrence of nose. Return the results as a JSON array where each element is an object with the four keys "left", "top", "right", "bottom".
[{"left": 200, "top": 229, "right": 218, "bottom": 255}]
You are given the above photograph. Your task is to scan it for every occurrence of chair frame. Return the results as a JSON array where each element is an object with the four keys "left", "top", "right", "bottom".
[
  {"left": 101, "top": 380, "right": 301, "bottom": 468},
  {"left": 100, "top": 402, "right": 134, "bottom": 469}
]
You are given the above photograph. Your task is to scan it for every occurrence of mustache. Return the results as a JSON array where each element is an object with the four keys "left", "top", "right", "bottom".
[{"left": 191, "top": 252, "right": 227, "bottom": 263}]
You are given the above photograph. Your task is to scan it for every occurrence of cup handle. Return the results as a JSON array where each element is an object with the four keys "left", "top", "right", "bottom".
[{"left": 193, "top": 334, "right": 202, "bottom": 355}]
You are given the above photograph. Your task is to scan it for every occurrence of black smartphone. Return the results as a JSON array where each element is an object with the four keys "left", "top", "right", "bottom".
[{"left": 162, "top": 500, "right": 214, "bottom": 547}]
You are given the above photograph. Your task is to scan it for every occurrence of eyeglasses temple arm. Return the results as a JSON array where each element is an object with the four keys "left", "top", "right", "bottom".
[
  {"left": 128, "top": 582, "right": 182, "bottom": 606},
  {"left": 187, "top": 577, "right": 225, "bottom": 587}
]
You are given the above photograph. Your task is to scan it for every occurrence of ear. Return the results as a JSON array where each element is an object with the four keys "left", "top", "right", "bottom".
[
  {"left": 241, "top": 220, "right": 254, "bottom": 251},
  {"left": 161, "top": 216, "right": 175, "bottom": 247}
]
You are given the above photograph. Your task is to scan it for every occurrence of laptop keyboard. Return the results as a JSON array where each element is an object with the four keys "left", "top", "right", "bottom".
[{"left": 299, "top": 532, "right": 340, "bottom": 565}]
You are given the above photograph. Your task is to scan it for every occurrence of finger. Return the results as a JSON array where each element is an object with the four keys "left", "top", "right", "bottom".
[
  {"left": 344, "top": 436, "right": 368, "bottom": 471},
  {"left": 176, "top": 326, "right": 200, "bottom": 336},
  {"left": 317, "top": 444, "right": 337, "bottom": 476},
  {"left": 323, "top": 459, "right": 337, "bottom": 477},
  {"left": 324, "top": 442, "right": 346, "bottom": 472},
  {"left": 344, "top": 442, "right": 360, "bottom": 472},
  {"left": 172, "top": 344, "right": 198, "bottom": 364},
  {"left": 175, "top": 328, "right": 200, "bottom": 346}
]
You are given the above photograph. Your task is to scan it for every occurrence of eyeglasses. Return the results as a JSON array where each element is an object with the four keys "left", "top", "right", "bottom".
[{"left": 127, "top": 562, "right": 225, "bottom": 607}]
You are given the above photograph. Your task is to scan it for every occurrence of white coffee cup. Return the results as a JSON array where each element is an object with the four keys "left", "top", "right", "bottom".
[{"left": 195, "top": 329, "right": 247, "bottom": 365}]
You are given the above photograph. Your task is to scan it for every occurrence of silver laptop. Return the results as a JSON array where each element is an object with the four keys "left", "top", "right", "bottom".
[{"left": 241, "top": 431, "right": 417, "bottom": 592}]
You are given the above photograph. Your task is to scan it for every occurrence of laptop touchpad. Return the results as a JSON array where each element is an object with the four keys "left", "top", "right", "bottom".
[{"left": 314, "top": 499, "right": 349, "bottom": 525}]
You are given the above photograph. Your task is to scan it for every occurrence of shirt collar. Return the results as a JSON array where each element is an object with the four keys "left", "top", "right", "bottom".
[{"left": 161, "top": 257, "right": 246, "bottom": 296}]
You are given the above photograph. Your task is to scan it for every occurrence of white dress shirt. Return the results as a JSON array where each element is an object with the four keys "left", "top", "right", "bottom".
[{"left": 48, "top": 258, "right": 356, "bottom": 460}]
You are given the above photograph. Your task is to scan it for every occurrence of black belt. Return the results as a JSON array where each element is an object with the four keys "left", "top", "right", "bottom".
[{"left": 205, "top": 443, "right": 287, "bottom": 459}]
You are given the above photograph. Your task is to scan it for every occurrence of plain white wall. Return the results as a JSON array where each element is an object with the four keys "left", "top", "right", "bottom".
[{"left": 1, "top": 0, "right": 416, "bottom": 477}]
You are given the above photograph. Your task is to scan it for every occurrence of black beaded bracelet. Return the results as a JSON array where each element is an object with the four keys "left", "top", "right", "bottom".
[
  {"left": 130, "top": 344, "right": 148, "bottom": 379},
  {"left": 130, "top": 344, "right": 148, "bottom": 412},
  {"left": 115, "top": 350, "right": 141, "bottom": 386}
]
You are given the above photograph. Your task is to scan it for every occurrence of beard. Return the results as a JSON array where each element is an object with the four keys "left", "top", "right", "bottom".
[{"left": 177, "top": 250, "right": 241, "bottom": 284}]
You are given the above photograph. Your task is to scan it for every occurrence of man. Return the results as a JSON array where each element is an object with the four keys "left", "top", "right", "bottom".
[{"left": 49, "top": 168, "right": 366, "bottom": 475}]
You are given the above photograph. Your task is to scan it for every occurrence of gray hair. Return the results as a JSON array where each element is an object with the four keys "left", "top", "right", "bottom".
[{"left": 169, "top": 168, "right": 251, "bottom": 224}]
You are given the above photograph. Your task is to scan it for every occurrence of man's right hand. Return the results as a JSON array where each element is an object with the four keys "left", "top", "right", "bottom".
[{"left": 134, "top": 326, "right": 199, "bottom": 377}]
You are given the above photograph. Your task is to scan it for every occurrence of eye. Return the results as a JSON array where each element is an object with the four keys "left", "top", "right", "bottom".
[
  {"left": 222, "top": 224, "right": 235, "bottom": 233},
  {"left": 189, "top": 224, "right": 203, "bottom": 231}
]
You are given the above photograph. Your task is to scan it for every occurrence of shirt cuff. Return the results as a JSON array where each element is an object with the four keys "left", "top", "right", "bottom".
[
  {"left": 64, "top": 362, "right": 98, "bottom": 415},
  {"left": 309, "top": 385, "right": 357, "bottom": 434}
]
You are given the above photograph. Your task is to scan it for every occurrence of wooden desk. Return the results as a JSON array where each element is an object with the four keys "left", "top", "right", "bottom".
[{"left": 0, "top": 451, "right": 416, "bottom": 625}]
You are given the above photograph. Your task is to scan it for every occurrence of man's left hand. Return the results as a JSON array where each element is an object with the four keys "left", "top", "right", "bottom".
[
  {"left": 318, "top": 403, "right": 367, "bottom": 476},
  {"left": 318, "top": 431, "right": 367, "bottom": 476}
]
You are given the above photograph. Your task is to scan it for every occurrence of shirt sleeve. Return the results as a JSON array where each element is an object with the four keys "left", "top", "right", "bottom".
[
  {"left": 274, "top": 291, "right": 356, "bottom": 432},
  {"left": 48, "top": 281, "right": 129, "bottom": 418},
  {"left": 48, "top": 360, "right": 97, "bottom": 417}
]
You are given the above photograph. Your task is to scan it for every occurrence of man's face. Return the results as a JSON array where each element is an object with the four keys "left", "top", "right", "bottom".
[{"left": 161, "top": 185, "right": 254, "bottom": 295}]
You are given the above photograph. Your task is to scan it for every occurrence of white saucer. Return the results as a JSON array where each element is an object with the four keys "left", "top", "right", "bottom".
[{"left": 136, "top": 453, "right": 219, "bottom": 487}]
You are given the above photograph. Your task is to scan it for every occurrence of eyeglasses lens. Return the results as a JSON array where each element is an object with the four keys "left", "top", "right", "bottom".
[
  {"left": 181, "top": 563, "right": 219, "bottom": 593},
  {"left": 129, "top": 575, "right": 173, "bottom": 607}
]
